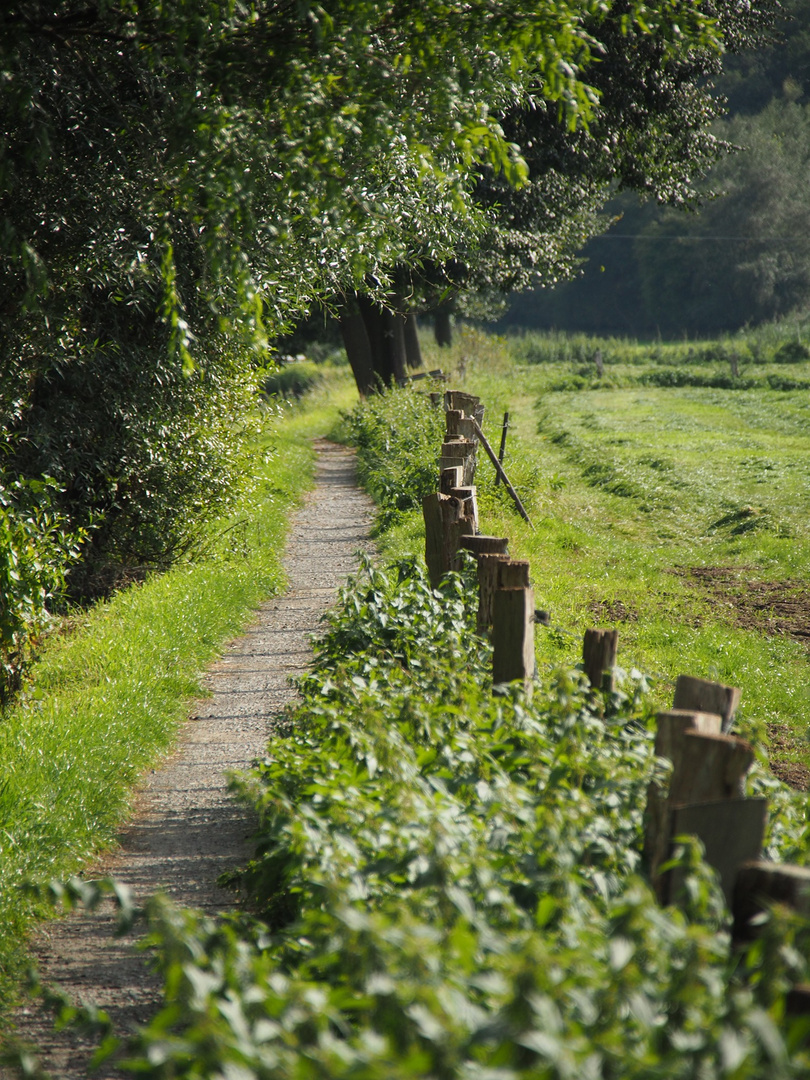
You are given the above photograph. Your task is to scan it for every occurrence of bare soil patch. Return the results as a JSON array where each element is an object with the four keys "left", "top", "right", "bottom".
[
  {"left": 679, "top": 566, "right": 810, "bottom": 645},
  {"left": 676, "top": 565, "right": 810, "bottom": 790},
  {"left": 587, "top": 598, "right": 639, "bottom": 624}
]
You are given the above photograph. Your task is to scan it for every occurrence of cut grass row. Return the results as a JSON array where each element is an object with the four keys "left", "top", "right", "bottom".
[
  {"left": 380, "top": 328, "right": 810, "bottom": 785},
  {"left": 0, "top": 377, "right": 358, "bottom": 1015}
]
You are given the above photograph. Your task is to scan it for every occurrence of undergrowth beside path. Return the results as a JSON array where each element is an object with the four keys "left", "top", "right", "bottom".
[
  {"left": 377, "top": 329, "right": 810, "bottom": 785},
  {"left": 57, "top": 558, "right": 810, "bottom": 1077}
]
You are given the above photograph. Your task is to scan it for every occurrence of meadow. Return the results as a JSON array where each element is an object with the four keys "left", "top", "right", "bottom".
[{"left": 380, "top": 327, "right": 810, "bottom": 786}]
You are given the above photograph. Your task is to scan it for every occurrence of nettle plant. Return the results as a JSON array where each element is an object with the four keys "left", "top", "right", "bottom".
[
  {"left": 342, "top": 390, "right": 447, "bottom": 533},
  {"left": 74, "top": 558, "right": 810, "bottom": 1078}
]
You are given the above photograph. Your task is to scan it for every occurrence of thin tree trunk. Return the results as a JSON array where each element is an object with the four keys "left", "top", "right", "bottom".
[
  {"left": 434, "top": 303, "right": 453, "bottom": 347},
  {"left": 384, "top": 308, "right": 407, "bottom": 384},
  {"left": 338, "top": 303, "right": 377, "bottom": 396},
  {"left": 357, "top": 295, "right": 394, "bottom": 386},
  {"left": 403, "top": 313, "right": 423, "bottom": 369}
]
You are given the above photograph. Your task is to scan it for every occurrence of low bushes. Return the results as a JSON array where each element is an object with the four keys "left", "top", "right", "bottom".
[
  {"left": 341, "top": 389, "right": 446, "bottom": 532},
  {"left": 78, "top": 557, "right": 810, "bottom": 1077}
]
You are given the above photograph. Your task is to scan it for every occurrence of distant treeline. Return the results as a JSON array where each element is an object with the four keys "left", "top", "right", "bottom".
[{"left": 502, "top": 0, "right": 810, "bottom": 337}]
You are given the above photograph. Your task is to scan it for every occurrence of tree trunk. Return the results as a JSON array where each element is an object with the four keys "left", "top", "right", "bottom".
[
  {"left": 403, "top": 313, "right": 423, "bottom": 369},
  {"left": 434, "top": 303, "right": 453, "bottom": 348},
  {"left": 341, "top": 294, "right": 413, "bottom": 393},
  {"left": 357, "top": 295, "right": 401, "bottom": 386},
  {"left": 383, "top": 308, "right": 407, "bottom": 384},
  {"left": 338, "top": 303, "right": 377, "bottom": 396}
]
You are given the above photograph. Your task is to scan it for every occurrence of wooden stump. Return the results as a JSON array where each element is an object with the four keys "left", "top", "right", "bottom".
[
  {"left": 668, "top": 731, "right": 753, "bottom": 804},
  {"left": 733, "top": 861, "right": 810, "bottom": 940},
  {"left": 440, "top": 466, "right": 464, "bottom": 494},
  {"left": 441, "top": 495, "right": 475, "bottom": 574},
  {"left": 445, "top": 390, "right": 480, "bottom": 416},
  {"left": 440, "top": 438, "right": 476, "bottom": 485},
  {"left": 492, "top": 585, "right": 535, "bottom": 693},
  {"left": 582, "top": 628, "right": 618, "bottom": 691},
  {"left": 497, "top": 559, "right": 530, "bottom": 589},
  {"left": 666, "top": 798, "right": 767, "bottom": 905},
  {"left": 438, "top": 454, "right": 467, "bottom": 482},
  {"left": 477, "top": 553, "right": 510, "bottom": 634},
  {"left": 459, "top": 535, "right": 509, "bottom": 558},
  {"left": 645, "top": 709, "right": 729, "bottom": 896},
  {"left": 654, "top": 709, "right": 723, "bottom": 757},
  {"left": 673, "top": 674, "right": 741, "bottom": 733},
  {"left": 449, "top": 485, "right": 479, "bottom": 532},
  {"left": 643, "top": 708, "right": 760, "bottom": 902},
  {"left": 446, "top": 409, "right": 478, "bottom": 441},
  {"left": 422, "top": 492, "right": 449, "bottom": 589}
]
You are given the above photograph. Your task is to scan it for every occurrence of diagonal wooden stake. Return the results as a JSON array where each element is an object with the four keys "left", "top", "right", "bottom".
[{"left": 471, "top": 417, "right": 534, "bottom": 529}]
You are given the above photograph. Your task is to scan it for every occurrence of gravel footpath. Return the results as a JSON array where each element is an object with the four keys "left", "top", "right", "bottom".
[{"left": 5, "top": 440, "right": 373, "bottom": 1078}]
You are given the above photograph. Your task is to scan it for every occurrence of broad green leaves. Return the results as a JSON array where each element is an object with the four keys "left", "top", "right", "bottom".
[
  {"left": 0, "top": 478, "right": 86, "bottom": 704},
  {"left": 102, "top": 555, "right": 810, "bottom": 1076}
]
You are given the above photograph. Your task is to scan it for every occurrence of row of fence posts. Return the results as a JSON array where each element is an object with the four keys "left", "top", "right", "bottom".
[{"left": 420, "top": 388, "right": 810, "bottom": 1013}]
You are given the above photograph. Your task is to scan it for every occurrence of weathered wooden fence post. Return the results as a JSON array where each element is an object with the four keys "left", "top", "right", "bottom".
[
  {"left": 422, "top": 492, "right": 448, "bottom": 589},
  {"left": 643, "top": 676, "right": 765, "bottom": 907},
  {"left": 444, "top": 390, "right": 484, "bottom": 428},
  {"left": 440, "top": 438, "right": 477, "bottom": 485},
  {"left": 476, "top": 552, "right": 510, "bottom": 634},
  {"left": 673, "top": 674, "right": 741, "bottom": 733},
  {"left": 582, "top": 628, "right": 619, "bottom": 692},
  {"left": 491, "top": 560, "right": 534, "bottom": 693},
  {"left": 446, "top": 408, "right": 478, "bottom": 442},
  {"left": 733, "top": 861, "right": 810, "bottom": 940}
]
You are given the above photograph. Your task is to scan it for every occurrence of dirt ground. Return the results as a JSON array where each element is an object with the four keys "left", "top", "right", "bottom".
[
  {"left": 679, "top": 565, "right": 810, "bottom": 790},
  {"left": 4, "top": 441, "right": 373, "bottom": 1079}
]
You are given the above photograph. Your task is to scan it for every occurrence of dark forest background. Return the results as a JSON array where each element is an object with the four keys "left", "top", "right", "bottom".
[{"left": 501, "top": 0, "right": 810, "bottom": 337}]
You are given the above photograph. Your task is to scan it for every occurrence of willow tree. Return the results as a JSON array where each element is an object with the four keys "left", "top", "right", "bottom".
[{"left": 0, "top": 0, "right": 741, "bottom": 569}]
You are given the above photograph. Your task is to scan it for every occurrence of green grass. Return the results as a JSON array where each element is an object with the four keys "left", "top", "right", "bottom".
[
  {"left": 0, "top": 367, "right": 359, "bottom": 1013},
  {"left": 397, "top": 327, "right": 810, "bottom": 782}
]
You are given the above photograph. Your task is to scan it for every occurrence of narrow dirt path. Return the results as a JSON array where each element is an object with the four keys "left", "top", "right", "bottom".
[{"left": 6, "top": 441, "right": 373, "bottom": 1078}]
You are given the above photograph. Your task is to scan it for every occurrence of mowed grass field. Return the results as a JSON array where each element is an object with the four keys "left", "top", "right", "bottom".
[{"left": 411, "top": 329, "right": 810, "bottom": 786}]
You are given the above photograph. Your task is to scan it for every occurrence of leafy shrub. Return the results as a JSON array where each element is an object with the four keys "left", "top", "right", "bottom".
[
  {"left": 766, "top": 373, "right": 810, "bottom": 391},
  {"left": 0, "top": 477, "right": 85, "bottom": 704},
  {"left": 342, "top": 388, "right": 446, "bottom": 532},
  {"left": 1, "top": 315, "right": 262, "bottom": 593},
  {"left": 263, "top": 360, "right": 321, "bottom": 399},
  {"left": 772, "top": 341, "right": 810, "bottom": 364},
  {"left": 76, "top": 557, "right": 810, "bottom": 1077},
  {"left": 640, "top": 369, "right": 758, "bottom": 390}
]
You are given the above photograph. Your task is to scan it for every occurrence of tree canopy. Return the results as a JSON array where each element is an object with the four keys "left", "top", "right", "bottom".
[
  {"left": 1, "top": 0, "right": 743, "bottom": 353},
  {"left": 0, "top": 0, "right": 778, "bottom": 590}
]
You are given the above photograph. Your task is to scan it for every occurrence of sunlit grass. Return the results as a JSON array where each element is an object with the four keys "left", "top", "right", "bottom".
[{"left": 404, "top": 327, "right": 810, "bottom": 779}]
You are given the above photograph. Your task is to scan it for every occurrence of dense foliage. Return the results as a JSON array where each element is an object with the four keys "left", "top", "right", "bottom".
[
  {"left": 39, "top": 556, "right": 809, "bottom": 1077},
  {"left": 341, "top": 389, "right": 447, "bottom": 532},
  {"left": 1, "top": 0, "right": 753, "bottom": 653},
  {"left": 0, "top": 0, "right": 785, "bottom": 678},
  {"left": 0, "top": 478, "right": 85, "bottom": 704}
]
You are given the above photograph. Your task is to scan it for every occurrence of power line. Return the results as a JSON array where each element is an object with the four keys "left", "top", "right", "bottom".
[{"left": 588, "top": 233, "right": 807, "bottom": 242}]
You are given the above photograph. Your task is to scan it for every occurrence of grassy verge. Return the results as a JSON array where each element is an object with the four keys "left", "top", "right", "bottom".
[
  {"left": 365, "top": 327, "right": 810, "bottom": 786},
  {"left": 0, "top": 367, "right": 358, "bottom": 1013}
]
